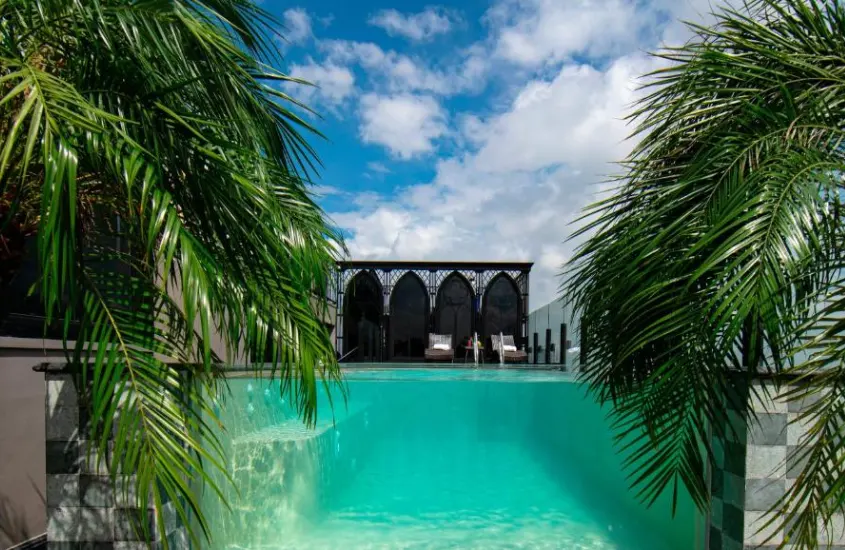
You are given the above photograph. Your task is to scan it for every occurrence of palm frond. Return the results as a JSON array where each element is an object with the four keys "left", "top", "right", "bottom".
[
  {"left": 1, "top": 0, "right": 344, "bottom": 546},
  {"left": 566, "top": 1, "right": 845, "bottom": 547}
]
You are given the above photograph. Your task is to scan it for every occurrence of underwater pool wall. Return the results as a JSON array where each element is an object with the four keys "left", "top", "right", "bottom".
[
  {"left": 199, "top": 378, "right": 370, "bottom": 548},
  {"left": 525, "top": 382, "right": 704, "bottom": 550}
]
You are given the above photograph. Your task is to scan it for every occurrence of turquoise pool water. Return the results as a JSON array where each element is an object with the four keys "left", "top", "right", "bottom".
[{"left": 200, "top": 368, "right": 703, "bottom": 549}]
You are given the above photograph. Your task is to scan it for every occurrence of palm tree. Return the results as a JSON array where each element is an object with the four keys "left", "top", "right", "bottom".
[
  {"left": 1, "top": 0, "right": 343, "bottom": 545},
  {"left": 567, "top": 0, "right": 845, "bottom": 548}
]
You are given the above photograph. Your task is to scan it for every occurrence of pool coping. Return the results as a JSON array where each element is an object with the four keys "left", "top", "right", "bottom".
[{"left": 34, "top": 361, "right": 570, "bottom": 375}]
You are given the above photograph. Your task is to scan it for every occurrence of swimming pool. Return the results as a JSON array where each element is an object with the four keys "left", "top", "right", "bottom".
[{"left": 200, "top": 368, "right": 704, "bottom": 549}]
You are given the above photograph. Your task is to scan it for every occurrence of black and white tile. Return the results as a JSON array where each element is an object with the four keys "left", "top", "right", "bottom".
[{"left": 44, "top": 371, "right": 188, "bottom": 550}]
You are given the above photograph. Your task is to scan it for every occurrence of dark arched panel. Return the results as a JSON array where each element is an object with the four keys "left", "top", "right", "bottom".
[
  {"left": 482, "top": 274, "right": 521, "bottom": 343},
  {"left": 389, "top": 272, "right": 429, "bottom": 360},
  {"left": 435, "top": 273, "right": 473, "bottom": 350},
  {"left": 343, "top": 271, "right": 382, "bottom": 362}
]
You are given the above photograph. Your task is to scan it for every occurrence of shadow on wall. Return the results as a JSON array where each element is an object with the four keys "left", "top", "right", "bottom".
[{"left": 0, "top": 479, "right": 44, "bottom": 548}]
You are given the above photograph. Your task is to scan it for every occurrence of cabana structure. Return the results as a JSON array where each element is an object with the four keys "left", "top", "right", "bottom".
[{"left": 334, "top": 260, "right": 531, "bottom": 362}]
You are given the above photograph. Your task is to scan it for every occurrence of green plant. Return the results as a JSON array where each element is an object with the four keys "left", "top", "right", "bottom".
[
  {"left": 567, "top": 0, "right": 845, "bottom": 547},
  {"left": 0, "top": 0, "right": 343, "bottom": 545}
]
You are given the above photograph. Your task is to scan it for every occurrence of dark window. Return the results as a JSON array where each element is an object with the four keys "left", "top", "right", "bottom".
[
  {"left": 1, "top": 235, "right": 86, "bottom": 339},
  {"left": 482, "top": 274, "right": 521, "bottom": 343},
  {"left": 343, "top": 271, "right": 382, "bottom": 362},
  {"left": 1, "top": 212, "right": 132, "bottom": 340},
  {"left": 389, "top": 273, "right": 428, "bottom": 360},
  {"left": 434, "top": 273, "right": 473, "bottom": 349}
]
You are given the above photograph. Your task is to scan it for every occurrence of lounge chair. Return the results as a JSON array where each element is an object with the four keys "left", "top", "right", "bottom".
[
  {"left": 425, "top": 333, "right": 454, "bottom": 362},
  {"left": 491, "top": 334, "right": 528, "bottom": 363}
]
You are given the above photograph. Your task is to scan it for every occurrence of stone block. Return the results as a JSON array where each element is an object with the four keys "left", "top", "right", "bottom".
[
  {"left": 786, "top": 446, "right": 808, "bottom": 479},
  {"left": 726, "top": 409, "right": 748, "bottom": 444},
  {"left": 114, "top": 509, "right": 156, "bottom": 542},
  {"left": 161, "top": 501, "right": 179, "bottom": 534},
  {"left": 748, "top": 413, "right": 787, "bottom": 446},
  {"left": 80, "top": 441, "right": 110, "bottom": 475},
  {"left": 713, "top": 437, "right": 725, "bottom": 469},
  {"left": 79, "top": 405, "right": 117, "bottom": 441},
  {"left": 725, "top": 441, "right": 747, "bottom": 476},
  {"left": 820, "top": 513, "right": 845, "bottom": 545},
  {"left": 786, "top": 414, "right": 815, "bottom": 446},
  {"left": 712, "top": 467, "right": 724, "bottom": 498},
  {"left": 745, "top": 478, "right": 785, "bottom": 512},
  {"left": 745, "top": 510, "right": 783, "bottom": 546},
  {"left": 724, "top": 472, "right": 746, "bottom": 508},
  {"left": 47, "top": 407, "right": 80, "bottom": 441},
  {"left": 710, "top": 525, "right": 722, "bottom": 550},
  {"left": 723, "top": 503, "right": 745, "bottom": 542},
  {"left": 47, "top": 474, "right": 80, "bottom": 507},
  {"left": 746, "top": 445, "right": 786, "bottom": 479},
  {"left": 79, "top": 508, "right": 115, "bottom": 542},
  {"left": 787, "top": 388, "right": 828, "bottom": 413},
  {"left": 750, "top": 384, "right": 787, "bottom": 413},
  {"left": 47, "top": 375, "right": 78, "bottom": 414},
  {"left": 81, "top": 475, "right": 114, "bottom": 507},
  {"left": 711, "top": 497, "right": 723, "bottom": 529},
  {"left": 47, "top": 506, "right": 81, "bottom": 541},
  {"left": 47, "top": 441, "right": 81, "bottom": 475}
]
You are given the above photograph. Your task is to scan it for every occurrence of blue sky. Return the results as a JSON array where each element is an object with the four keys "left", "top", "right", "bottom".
[{"left": 259, "top": 0, "right": 719, "bottom": 306}]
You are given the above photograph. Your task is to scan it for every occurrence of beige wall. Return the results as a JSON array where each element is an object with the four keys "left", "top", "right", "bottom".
[{"left": 0, "top": 338, "right": 66, "bottom": 549}]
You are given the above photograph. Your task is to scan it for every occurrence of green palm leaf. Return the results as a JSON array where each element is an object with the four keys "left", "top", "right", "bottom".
[
  {"left": 567, "top": 1, "right": 845, "bottom": 547},
  {"left": 1, "top": 0, "right": 344, "bottom": 546}
]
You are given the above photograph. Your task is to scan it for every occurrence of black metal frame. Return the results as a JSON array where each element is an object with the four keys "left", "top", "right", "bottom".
[{"left": 334, "top": 261, "right": 532, "bottom": 362}]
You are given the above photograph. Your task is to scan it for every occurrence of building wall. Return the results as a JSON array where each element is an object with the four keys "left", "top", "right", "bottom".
[
  {"left": 0, "top": 338, "right": 68, "bottom": 549},
  {"left": 526, "top": 297, "right": 581, "bottom": 367}
]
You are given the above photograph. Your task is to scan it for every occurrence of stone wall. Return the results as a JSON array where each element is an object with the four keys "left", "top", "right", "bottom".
[
  {"left": 708, "top": 380, "right": 845, "bottom": 550},
  {"left": 44, "top": 371, "right": 187, "bottom": 550}
]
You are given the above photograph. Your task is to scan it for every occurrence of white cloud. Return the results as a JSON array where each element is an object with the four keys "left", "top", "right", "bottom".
[
  {"left": 367, "top": 161, "right": 391, "bottom": 174},
  {"left": 485, "top": 0, "right": 725, "bottom": 67},
  {"left": 288, "top": 61, "right": 355, "bottom": 105},
  {"left": 359, "top": 94, "right": 448, "bottom": 159},
  {"left": 282, "top": 8, "right": 312, "bottom": 45},
  {"left": 310, "top": 185, "right": 344, "bottom": 196},
  {"left": 471, "top": 57, "right": 654, "bottom": 174},
  {"left": 487, "top": 0, "right": 637, "bottom": 66},
  {"left": 320, "top": 40, "right": 487, "bottom": 96},
  {"left": 368, "top": 7, "right": 457, "bottom": 41}
]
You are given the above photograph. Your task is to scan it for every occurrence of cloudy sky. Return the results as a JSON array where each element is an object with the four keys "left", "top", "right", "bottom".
[{"left": 265, "top": 0, "right": 721, "bottom": 307}]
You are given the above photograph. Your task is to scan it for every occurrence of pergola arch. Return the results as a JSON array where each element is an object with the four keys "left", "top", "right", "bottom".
[
  {"left": 342, "top": 270, "right": 382, "bottom": 362},
  {"left": 389, "top": 271, "right": 429, "bottom": 360},
  {"left": 481, "top": 272, "right": 521, "bottom": 344},
  {"left": 434, "top": 272, "right": 474, "bottom": 349}
]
